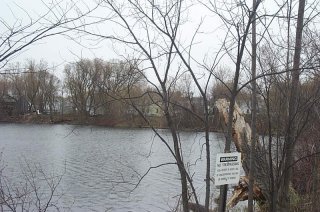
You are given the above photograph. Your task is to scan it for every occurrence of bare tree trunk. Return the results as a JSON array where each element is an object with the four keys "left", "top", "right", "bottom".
[
  {"left": 266, "top": 96, "right": 277, "bottom": 212},
  {"left": 248, "top": 0, "right": 257, "bottom": 210},
  {"left": 204, "top": 111, "right": 211, "bottom": 212},
  {"left": 218, "top": 2, "right": 261, "bottom": 210},
  {"left": 173, "top": 45, "right": 212, "bottom": 212},
  {"left": 219, "top": 94, "right": 237, "bottom": 212},
  {"left": 312, "top": 140, "right": 320, "bottom": 211},
  {"left": 280, "top": 0, "right": 306, "bottom": 210},
  {"left": 167, "top": 115, "right": 189, "bottom": 212},
  {"left": 162, "top": 89, "right": 189, "bottom": 212}
]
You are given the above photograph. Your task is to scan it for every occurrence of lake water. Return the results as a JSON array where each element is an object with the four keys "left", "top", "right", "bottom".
[{"left": 0, "top": 123, "right": 227, "bottom": 211}]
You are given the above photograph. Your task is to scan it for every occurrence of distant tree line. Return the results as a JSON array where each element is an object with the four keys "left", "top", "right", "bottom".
[
  {"left": 0, "top": 60, "right": 59, "bottom": 117},
  {"left": 0, "top": 58, "right": 219, "bottom": 129}
]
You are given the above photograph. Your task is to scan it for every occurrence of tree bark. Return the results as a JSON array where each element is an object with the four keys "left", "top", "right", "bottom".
[
  {"left": 215, "top": 99, "right": 268, "bottom": 209},
  {"left": 280, "top": 0, "right": 306, "bottom": 210},
  {"left": 218, "top": 1, "right": 261, "bottom": 210},
  {"left": 248, "top": 0, "right": 257, "bottom": 210},
  {"left": 163, "top": 90, "right": 189, "bottom": 212}
]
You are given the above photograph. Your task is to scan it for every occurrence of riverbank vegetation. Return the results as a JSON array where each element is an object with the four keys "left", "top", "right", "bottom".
[{"left": 1, "top": 0, "right": 320, "bottom": 211}]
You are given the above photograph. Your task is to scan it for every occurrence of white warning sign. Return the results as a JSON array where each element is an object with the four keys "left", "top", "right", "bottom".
[{"left": 214, "top": 152, "right": 241, "bottom": 186}]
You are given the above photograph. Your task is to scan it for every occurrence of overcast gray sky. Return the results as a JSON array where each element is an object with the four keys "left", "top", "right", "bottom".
[
  {"left": 1, "top": 0, "right": 304, "bottom": 84},
  {"left": 0, "top": 0, "right": 228, "bottom": 72},
  {"left": 1, "top": 0, "right": 119, "bottom": 76}
]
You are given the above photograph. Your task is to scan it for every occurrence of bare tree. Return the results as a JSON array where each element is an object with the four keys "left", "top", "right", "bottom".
[
  {"left": 71, "top": 1, "right": 219, "bottom": 211},
  {"left": 1, "top": 60, "right": 60, "bottom": 116},
  {"left": 64, "top": 59, "right": 97, "bottom": 119},
  {"left": 280, "top": 0, "right": 306, "bottom": 210},
  {"left": 248, "top": 0, "right": 257, "bottom": 210},
  {"left": 200, "top": 0, "right": 262, "bottom": 210},
  {"left": 2, "top": 0, "right": 314, "bottom": 211},
  {"left": 64, "top": 58, "right": 144, "bottom": 122},
  {"left": 0, "top": 156, "right": 64, "bottom": 212}
]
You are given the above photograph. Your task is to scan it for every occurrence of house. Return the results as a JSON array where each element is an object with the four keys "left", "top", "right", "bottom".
[
  {"left": 0, "top": 95, "right": 16, "bottom": 116},
  {"left": 0, "top": 95, "right": 29, "bottom": 117},
  {"left": 145, "top": 103, "right": 162, "bottom": 117}
]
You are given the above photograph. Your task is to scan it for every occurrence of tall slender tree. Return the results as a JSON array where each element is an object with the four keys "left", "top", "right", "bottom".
[
  {"left": 280, "top": 0, "right": 306, "bottom": 210},
  {"left": 248, "top": 0, "right": 257, "bottom": 210}
]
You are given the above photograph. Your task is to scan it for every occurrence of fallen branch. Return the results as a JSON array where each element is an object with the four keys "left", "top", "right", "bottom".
[
  {"left": 227, "top": 176, "right": 266, "bottom": 208},
  {"left": 215, "top": 99, "right": 268, "bottom": 208}
]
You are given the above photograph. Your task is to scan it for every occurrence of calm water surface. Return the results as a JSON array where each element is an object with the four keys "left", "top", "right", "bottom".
[{"left": 0, "top": 123, "right": 226, "bottom": 211}]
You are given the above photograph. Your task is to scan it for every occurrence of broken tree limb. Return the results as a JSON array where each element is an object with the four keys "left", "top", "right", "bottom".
[
  {"left": 215, "top": 99, "right": 269, "bottom": 208},
  {"left": 227, "top": 176, "right": 266, "bottom": 208},
  {"left": 215, "top": 99, "right": 251, "bottom": 152}
]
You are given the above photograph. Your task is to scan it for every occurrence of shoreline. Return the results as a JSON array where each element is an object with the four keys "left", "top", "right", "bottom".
[{"left": 0, "top": 113, "right": 221, "bottom": 133}]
